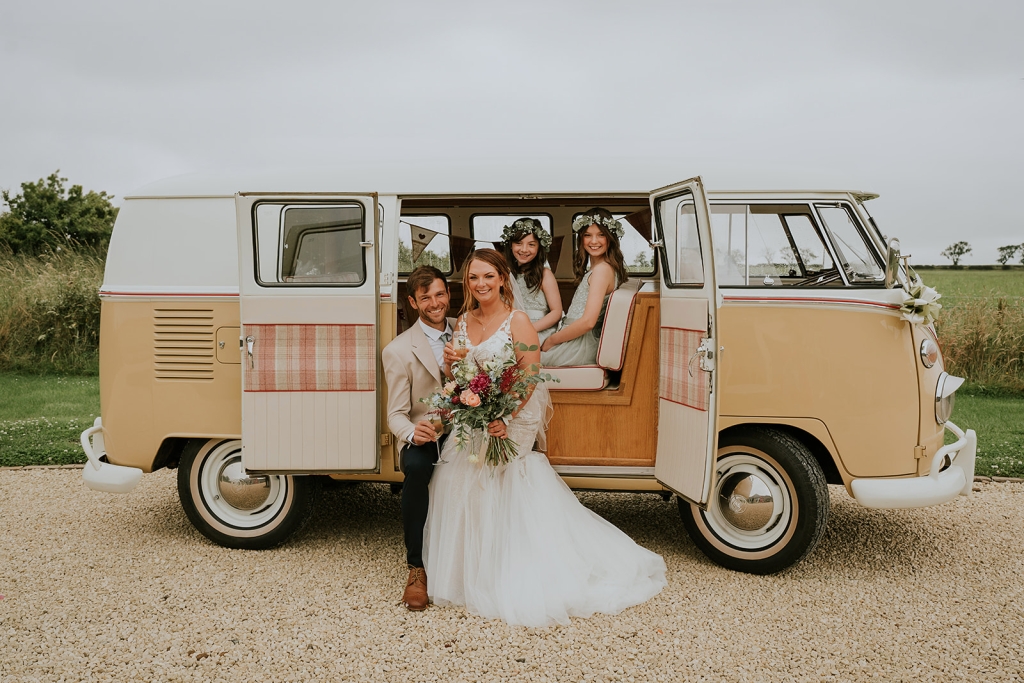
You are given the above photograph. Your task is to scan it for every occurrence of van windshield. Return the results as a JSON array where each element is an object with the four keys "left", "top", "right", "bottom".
[{"left": 815, "top": 204, "right": 884, "bottom": 283}]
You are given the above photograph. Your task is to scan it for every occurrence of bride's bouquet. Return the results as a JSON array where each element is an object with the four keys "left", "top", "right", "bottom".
[{"left": 421, "top": 341, "right": 554, "bottom": 466}]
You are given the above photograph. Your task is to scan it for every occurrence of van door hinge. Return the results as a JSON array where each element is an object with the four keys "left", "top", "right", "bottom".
[
  {"left": 914, "top": 445, "right": 926, "bottom": 459},
  {"left": 380, "top": 433, "right": 393, "bottom": 446}
]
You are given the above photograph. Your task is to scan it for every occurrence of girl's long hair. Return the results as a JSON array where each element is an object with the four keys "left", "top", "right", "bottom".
[
  {"left": 572, "top": 208, "right": 629, "bottom": 285},
  {"left": 459, "top": 248, "right": 515, "bottom": 316},
  {"left": 501, "top": 219, "right": 547, "bottom": 292}
]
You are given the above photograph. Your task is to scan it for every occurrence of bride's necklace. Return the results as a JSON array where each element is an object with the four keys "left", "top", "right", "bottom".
[{"left": 472, "top": 307, "right": 506, "bottom": 336}]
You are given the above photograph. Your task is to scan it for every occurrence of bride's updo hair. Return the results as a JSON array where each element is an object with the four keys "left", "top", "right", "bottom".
[
  {"left": 573, "top": 207, "right": 629, "bottom": 285},
  {"left": 460, "top": 248, "right": 516, "bottom": 316}
]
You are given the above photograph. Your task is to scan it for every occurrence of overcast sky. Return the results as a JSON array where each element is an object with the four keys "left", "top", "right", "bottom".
[{"left": 1, "top": 0, "right": 1021, "bottom": 264}]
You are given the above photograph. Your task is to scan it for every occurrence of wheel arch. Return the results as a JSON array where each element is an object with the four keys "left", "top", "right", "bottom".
[{"left": 718, "top": 422, "right": 845, "bottom": 486}]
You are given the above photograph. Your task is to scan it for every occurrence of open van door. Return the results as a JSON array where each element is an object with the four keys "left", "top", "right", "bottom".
[
  {"left": 236, "top": 194, "right": 379, "bottom": 473},
  {"left": 650, "top": 178, "right": 719, "bottom": 505}
]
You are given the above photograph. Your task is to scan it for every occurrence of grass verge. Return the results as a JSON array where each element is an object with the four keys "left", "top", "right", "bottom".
[
  {"left": 0, "top": 373, "right": 1020, "bottom": 479},
  {"left": 0, "top": 374, "right": 98, "bottom": 467}
]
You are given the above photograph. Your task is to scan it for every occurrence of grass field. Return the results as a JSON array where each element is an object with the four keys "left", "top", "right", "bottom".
[
  {"left": 915, "top": 268, "right": 1024, "bottom": 394},
  {"left": 916, "top": 268, "right": 1024, "bottom": 301},
  {"left": 0, "top": 374, "right": 100, "bottom": 467},
  {"left": 1, "top": 373, "right": 1019, "bottom": 478}
]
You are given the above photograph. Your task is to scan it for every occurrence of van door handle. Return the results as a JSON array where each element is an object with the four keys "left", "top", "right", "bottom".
[{"left": 246, "top": 336, "right": 255, "bottom": 368}]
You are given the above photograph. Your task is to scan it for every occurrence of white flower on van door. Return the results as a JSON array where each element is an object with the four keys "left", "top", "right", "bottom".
[{"left": 899, "top": 274, "right": 942, "bottom": 326}]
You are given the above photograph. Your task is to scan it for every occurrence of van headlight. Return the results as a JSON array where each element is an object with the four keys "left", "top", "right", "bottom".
[
  {"left": 935, "top": 372, "right": 965, "bottom": 425},
  {"left": 920, "top": 338, "right": 939, "bottom": 368}
]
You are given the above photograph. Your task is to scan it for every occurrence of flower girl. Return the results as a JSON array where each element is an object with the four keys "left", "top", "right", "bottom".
[{"left": 499, "top": 218, "right": 563, "bottom": 344}]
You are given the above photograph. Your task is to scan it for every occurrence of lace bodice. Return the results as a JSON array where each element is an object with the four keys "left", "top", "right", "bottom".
[
  {"left": 515, "top": 274, "right": 550, "bottom": 321},
  {"left": 457, "top": 311, "right": 547, "bottom": 454}
]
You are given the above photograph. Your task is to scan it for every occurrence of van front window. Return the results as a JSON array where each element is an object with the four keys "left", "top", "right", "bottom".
[{"left": 815, "top": 204, "right": 884, "bottom": 283}]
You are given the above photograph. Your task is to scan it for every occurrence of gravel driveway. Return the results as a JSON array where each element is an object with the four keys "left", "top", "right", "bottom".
[{"left": 1, "top": 469, "right": 1022, "bottom": 682}]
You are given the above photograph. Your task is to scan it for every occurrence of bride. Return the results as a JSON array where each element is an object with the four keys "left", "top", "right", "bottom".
[{"left": 424, "top": 248, "right": 666, "bottom": 627}]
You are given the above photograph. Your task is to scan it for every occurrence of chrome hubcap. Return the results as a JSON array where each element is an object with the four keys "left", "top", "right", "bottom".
[
  {"left": 217, "top": 457, "right": 271, "bottom": 511},
  {"left": 199, "top": 440, "right": 288, "bottom": 529},
  {"left": 705, "top": 453, "right": 793, "bottom": 550}
]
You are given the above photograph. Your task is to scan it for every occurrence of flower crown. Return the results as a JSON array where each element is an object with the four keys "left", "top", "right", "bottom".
[
  {"left": 572, "top": 214, "right": 624, "bottom": 240},
  {"left": 500, "top": 218, "right": 552, "bottom": 251}
]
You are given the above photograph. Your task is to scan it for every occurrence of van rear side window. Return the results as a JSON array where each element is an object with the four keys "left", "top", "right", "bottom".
[{"left": 254, "top": 203, "right": 365, "bottom": 285}]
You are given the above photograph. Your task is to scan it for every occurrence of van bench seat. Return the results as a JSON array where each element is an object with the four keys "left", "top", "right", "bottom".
[
  {"left": 546, "top": 279, "right": 641, "bottom": 391},
  {"left": 545, "top": 366, "right": 609, "bottom": 391}
]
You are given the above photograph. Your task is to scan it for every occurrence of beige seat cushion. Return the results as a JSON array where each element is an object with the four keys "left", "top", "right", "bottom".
[
  {"left": 545, "top": 366, "right": 609, "bottom": 391},
  {"left": 596, "top": 279, "right": 641, "bottom": 372},
  {"left": 547, "top": 279, "right": 641, "bottom": 391}
]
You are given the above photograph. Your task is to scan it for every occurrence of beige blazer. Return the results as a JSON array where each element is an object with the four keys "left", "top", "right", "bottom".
[{"left": 381, "top": 318, "right": 456, "bottom": 461}]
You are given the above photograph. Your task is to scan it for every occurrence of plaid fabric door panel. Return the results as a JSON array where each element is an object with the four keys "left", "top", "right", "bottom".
[
  {"left": 660, "top": 327, "right": 709, "bottom": 411},
  {"left": 243, "top": 324, "right": 375, "bottom": 392}
]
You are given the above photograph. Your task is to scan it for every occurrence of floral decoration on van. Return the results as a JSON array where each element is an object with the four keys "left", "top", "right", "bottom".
[
  {"left": 571, "top": 214, "right": 625, "bottom": 240},
  {"left": 899, "top": 273, "right": 942, "bottom": 326},
  {"left": 500, "top": 219, "right": 552, "bottom": 251}
]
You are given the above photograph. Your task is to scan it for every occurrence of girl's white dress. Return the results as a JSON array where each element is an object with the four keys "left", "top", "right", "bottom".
[{"left": 423, "top": 313, "right": 666, "bottom": 627}]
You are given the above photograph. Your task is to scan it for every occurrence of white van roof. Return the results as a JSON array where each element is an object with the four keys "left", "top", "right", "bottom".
[{"left": 125, "top": 165, "right": 688, "bottom": 199}]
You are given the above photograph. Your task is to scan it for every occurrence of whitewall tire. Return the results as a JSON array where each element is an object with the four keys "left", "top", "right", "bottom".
[
  {"left": 680, "top": 427, "right": 829, "bottom": 575},
  {"left": 177, "top": 439, "right": 318, "bottom": 550}
]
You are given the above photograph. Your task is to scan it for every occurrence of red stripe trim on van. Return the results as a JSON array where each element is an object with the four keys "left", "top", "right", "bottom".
[{"left": 100, "top": 291, "right": 240, "bottom": 297}]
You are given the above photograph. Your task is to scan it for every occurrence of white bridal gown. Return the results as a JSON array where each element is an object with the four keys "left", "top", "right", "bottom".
[{"left": 423, "top": 313, "right": 667, "bottom": 627}]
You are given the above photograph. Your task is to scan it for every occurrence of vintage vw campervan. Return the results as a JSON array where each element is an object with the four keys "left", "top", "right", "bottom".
[{"left": 79, "top": 170, "right": 976, "bottom": 574}]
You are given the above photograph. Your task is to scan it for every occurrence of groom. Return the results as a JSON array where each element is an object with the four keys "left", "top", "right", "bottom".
[{"left": 381, "top": 265, "right": 454, "bottom": 612}]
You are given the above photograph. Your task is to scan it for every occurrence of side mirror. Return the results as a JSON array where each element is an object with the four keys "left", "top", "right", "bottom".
[{"left": 884, "top": 238, "right": 901, "bottom": 289}]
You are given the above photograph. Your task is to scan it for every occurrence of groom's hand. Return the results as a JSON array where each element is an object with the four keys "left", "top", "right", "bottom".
[{"left": 411, "top": 421, "right": 438, "bottom": 446}]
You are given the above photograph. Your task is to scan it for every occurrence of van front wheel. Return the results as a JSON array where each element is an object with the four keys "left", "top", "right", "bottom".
[
  {"left": 177, "top": 439, "right": 318, "bottom": 550},
  {"left": 679, "top": 427, "right": 829, "bottom": 575}
]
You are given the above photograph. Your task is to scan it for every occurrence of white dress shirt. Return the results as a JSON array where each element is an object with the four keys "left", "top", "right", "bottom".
[
  {"left": 411, "top": 318, "right": 452, "bottom": 445},
  {"left": 418, "top": 318, "right": 452, "bottom": 370}
]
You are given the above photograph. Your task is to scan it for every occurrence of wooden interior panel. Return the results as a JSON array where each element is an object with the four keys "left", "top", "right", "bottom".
[{"left": 546, "top": 293, "right": 660, "bottom": 466}]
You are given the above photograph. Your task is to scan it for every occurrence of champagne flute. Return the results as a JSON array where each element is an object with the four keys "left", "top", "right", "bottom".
[
  {"left": 453, "top": 329, "right": 469, "bottom": 361},
  {"left": 429, "top": 416, "right": 448, "bottom": 464}
]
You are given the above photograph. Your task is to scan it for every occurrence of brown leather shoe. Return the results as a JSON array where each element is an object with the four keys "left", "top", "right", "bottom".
[{"left": 402, "top": 566, "right": 428, "bottom": 611}]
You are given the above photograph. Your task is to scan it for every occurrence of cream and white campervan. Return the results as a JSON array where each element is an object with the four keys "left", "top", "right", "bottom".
[{"left": 79, "top": 170, "right": 976, "bottom": 574}]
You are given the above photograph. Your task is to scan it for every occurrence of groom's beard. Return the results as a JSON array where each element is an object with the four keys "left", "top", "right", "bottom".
[{"left": 416, "top": 302, "right": 449, "bottom": 328}]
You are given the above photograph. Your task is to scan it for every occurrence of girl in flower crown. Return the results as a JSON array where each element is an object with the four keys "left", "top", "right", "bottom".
[
  {"left": 540, "top": 208, "right": 629, "bottom": 367},
  {"left": 499, "top": 218, "right": 563, "bottom": 345}
]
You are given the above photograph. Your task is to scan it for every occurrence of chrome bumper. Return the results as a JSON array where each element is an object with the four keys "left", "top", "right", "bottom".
[
  {"left": 80, "top": 417, "right": 143, "bottom": 494},
  {"left": 851, "top": 420, "right": 977, "bottom": 509}
]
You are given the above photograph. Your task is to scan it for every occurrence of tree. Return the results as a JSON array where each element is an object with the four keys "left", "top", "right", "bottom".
[
  {"left": 940, "top": 241, "right": 972, "bottom": 267},
  {"left": 996, "top": 244, "right": 1019, "bottom": 266},
  {"left": 0, "top": 171, "right": 118, "bottom": 255},
  {"left": 398, "top": 237, "right": 451, "bottom": 273},
  {"left": 628, "top": 250, "right": 652, "bottom": 272}
]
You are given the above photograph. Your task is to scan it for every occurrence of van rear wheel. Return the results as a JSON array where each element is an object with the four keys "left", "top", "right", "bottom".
[
  {"left": 177, "top": 439, "right": 318, "bottom": 550},
  {"left": 679, "top": 427, "right": 829, "bottom": 575}
]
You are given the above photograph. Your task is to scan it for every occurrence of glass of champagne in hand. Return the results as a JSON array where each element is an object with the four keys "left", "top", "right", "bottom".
[
  {"left": 429, "top": 416, "right": 448, "bottom": 464},
  {"left": 453, "top": 329, "right": 469, "bottom": 361}
]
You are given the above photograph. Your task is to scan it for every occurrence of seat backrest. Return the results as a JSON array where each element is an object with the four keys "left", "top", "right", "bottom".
[{"left": 595, "top": 278, "right": 642, "bottom": 371}]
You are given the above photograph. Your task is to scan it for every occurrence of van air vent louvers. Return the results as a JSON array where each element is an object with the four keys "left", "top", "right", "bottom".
[{"left": 153, "top": 309, "right": 215, "bottom": 381}]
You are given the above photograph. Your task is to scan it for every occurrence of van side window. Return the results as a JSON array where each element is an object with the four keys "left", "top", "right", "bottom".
[
  {"left": 571, "top": 212, "right": 655, "bottom": 275},
  {"left": 398, "top": 215, "right": 452, "bottom": 274},
  {"left": 815, "top": 204, "right": 884, "bottom": 284},
  {"left": 254, "top": 203, "right": 365, "bottom": 285},
  {"left": 658, "top": 197, "right": 705, "bottom": 285},
  {"left": 710, "top": 204, "right": 840, "bottom": 287}
]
